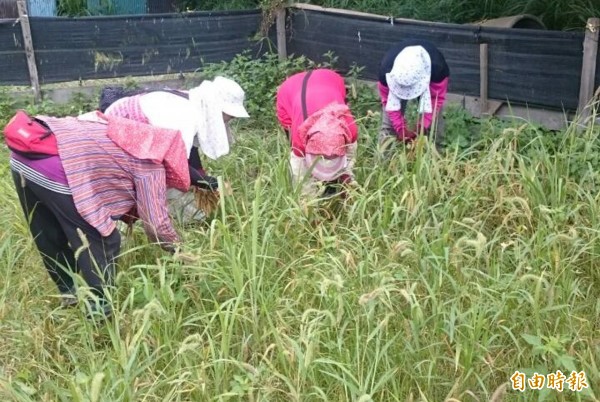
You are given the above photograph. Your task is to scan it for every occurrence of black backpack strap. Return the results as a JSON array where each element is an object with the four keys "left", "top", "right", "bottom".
[
  {"left": 301, "top": 70, "right": 313, "bottom": 121},
  {"left": 159, "top": 89, "right": 190, "bottom": 100},
  {"left": 99, "top": 87, "right": 189, "bottom": 112}
]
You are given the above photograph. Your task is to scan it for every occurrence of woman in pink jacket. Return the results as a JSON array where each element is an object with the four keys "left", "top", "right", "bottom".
[
  {"left": 378, "top": 39, "right": 450, "bottom": 151},
  {"left": 276, "top": 68, "right": 359, "bottom": 198}
]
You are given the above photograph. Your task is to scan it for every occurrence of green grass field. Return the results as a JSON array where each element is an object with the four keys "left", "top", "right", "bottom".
[{"left": 1, "top": 59, "right": 599, "bottom": 401}]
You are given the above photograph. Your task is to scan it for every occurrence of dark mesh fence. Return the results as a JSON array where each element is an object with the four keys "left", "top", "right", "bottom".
[
  {"left": 0, "top": 6, "right": 595, "bottom": 112},
  {"left": 0, "top": 9, "right": 267, "bottom": 85},
  {"left": 287, "top": 8, "right": 586, "bottom": 111}
]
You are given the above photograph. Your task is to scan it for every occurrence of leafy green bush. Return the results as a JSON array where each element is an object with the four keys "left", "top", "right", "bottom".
[
  {"left": 54, "top": 0, "right": 598, "bottom": 30},
  {"left": 308, "top": 0, "right": 599, "bottom": 30}
]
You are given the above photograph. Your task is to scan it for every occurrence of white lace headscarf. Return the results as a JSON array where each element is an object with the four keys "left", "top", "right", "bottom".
[{"left": 385, "top": 46, "right": 433, "bottom": 114}]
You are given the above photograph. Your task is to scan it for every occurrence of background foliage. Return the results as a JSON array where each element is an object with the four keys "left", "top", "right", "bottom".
[{"left": 56, "top": 0, "right": 600, "bottom": 31}]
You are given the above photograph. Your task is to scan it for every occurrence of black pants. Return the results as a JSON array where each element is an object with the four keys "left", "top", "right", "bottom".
[{"left": 12, "top": 170, "right": 120, "bottom": 297}]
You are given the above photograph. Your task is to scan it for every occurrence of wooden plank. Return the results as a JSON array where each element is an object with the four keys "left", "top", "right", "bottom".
[
  {"left": 479, "top": 43, "right": 489, "bottom": 115},
  {"left": 16, "top": 0, "right": 41, "bottom": 103},
  {"left": 577, "top": 17, "right": 599, "bottom": 124},
  {"left": 291, "top": 2, "right": 424, "bottom": 25},
  {"left": 276, "top": 8, "right": 287, "bottom": 61},
  {"left": 476, "top": 43, "right": 503, "bottom": 117}
]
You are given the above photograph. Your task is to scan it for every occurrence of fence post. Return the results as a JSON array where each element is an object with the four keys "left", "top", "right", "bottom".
[
  {"left": 276, "top": 8, "right": 287, "bottom": 61},
  {"left": 479, "top": 43, "right": 489, "bottom": 116},
  {"left": 577, "top": 17, "right": 599, "bottom": 124},
  {"left": 16, "top": 0, "right": 42, "bottom": 103},
  {"left": 478, "top": 43, "right": 502, "bottom": 117}
]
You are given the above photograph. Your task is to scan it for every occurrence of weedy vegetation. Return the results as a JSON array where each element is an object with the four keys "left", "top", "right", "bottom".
[
  {"left": 297, "top": 0, "right": 600, "bottom": 31},
  {"left": 0, "top": 53, "right": 599, "bottom": 401},
  {"left": 57, "top": 0, "right": 600, "bottom": 31}
]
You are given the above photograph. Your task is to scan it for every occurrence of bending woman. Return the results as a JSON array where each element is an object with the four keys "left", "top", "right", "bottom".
[
  {"left": 276, "top": 68, "right": 358, "bottom": 199},
  {"left": 6, "top": 111, "right": 190, "bottom": 319},
  {"left": 378, "top": 39, "right": 450, "bottom": 150},
  {"left": 104, "top": 76, "right": 249, "bottom": 220}
]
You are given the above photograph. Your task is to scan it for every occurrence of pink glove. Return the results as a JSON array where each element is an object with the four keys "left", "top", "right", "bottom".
[{"left": 398, "top": 128, "right": 417, "bottom": 143}]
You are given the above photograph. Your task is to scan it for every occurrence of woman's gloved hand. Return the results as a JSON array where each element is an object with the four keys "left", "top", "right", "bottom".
[
  {"left": 189, "top": 163, "right": 218, "bottom": 191},
  {"left": 195, "top": 175, "right": 219, "bottom": 191},
  {"left": 398, "top": 128, "right": 417, "bottom": 143},
  {"left": 120, "top": 206, "right": 138, "bottom": 225}
]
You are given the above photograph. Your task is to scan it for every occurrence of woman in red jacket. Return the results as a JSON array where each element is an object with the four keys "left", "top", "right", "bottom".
[{"left": 276, "top": 68, "right": 358, "bottom": 198}]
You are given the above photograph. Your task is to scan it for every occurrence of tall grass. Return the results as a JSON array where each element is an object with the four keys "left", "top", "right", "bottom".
[{"left": 1, "top": 83, "right": 600, "bottom": 400}]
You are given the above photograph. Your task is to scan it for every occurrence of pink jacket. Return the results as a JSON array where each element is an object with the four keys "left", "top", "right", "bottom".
[
  {"left": 378, "top": 78, "right": 449, "bottom": 141},
  {"left": 276, "top": 69, "right": 358, "bottom": 157}
]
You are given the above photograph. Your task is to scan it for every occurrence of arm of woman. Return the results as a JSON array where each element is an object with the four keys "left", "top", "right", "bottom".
[
  {"left": 134, "top": 169, "right": 180, "bottom": 252},
  {"left": 276, "top": 87, "right": 292, "bottom": 129},
  {"left": 189, "top": 164, "right": 218, "bottom": 191},
  {"left": 377, "top": 82, "right": 414, "bottom": 142},
  {"left": 289, "top": 151, "right": 308, "bottom": 187},
  {"left": 419, "top": 77, "right": 449, "bottom": 131}
]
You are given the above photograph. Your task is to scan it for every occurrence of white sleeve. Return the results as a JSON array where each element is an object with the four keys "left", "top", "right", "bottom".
[
  {"left": 139, "top": 93, "right": 197, "bottom": 156},
  {"left": 345, "top": 142, "right": 358, "bottom": 178},
  {"left": 289, "top": 152, "right": 307, "bottom": 186}
]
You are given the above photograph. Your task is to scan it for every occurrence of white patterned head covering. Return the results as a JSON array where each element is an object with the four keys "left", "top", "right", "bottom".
[{"left": 385, "top": 46, "right": 432, "bottom": 114}]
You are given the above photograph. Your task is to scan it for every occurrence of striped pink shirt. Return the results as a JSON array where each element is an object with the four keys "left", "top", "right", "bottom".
[{"left": 39, "top": 116, "right": 179, "bottom": 247}]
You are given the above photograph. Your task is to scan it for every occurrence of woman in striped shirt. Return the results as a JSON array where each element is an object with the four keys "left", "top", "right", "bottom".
[{"left": 8, "top": 111, "right": 190, "bottom": 320}]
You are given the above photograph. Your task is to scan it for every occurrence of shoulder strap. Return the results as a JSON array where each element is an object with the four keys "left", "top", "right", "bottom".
[
  {"left": 31, "top": 116, "right": 53, "bottom": 139},
  {"left": 99, "top": 87, "right": 189, "bottom": 113},
  {"left": 301, "top": 70, "right": 313, "bottom": 121},
  {"left": 158, "top": 89, "right": 189, "bottom": 100}
]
